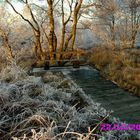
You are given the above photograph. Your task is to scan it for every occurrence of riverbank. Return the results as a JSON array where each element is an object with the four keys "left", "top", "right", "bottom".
[
  {"left": 89, "top": 47, "right": 140, "bottom": 96},
  {"left": 0, "top": 63, "right": 139, "bottom": 139}
]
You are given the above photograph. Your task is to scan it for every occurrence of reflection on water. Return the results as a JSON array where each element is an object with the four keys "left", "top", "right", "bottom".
[{"left": 68, "top": 66, "right": 140, "bottom": 123}]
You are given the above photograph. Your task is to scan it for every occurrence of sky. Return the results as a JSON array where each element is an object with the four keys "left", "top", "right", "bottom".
[{"left": 3, "top": 0, "right": 46, "bottom": 14}]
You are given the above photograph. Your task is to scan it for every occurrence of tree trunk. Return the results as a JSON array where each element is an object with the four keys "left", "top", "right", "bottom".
[
  {"left": 47, "top": 0, "right": 57, "bottom": 62},
  {"left": 48, "top": 31, "right": 54, "bottom": 61},
  {"left": 69, "top": 0, "right": 83, "bottom": 51},
  {"left": 129, "top": 1, "right": 140, "bottom": 48},
  {"left": 131, "top": 31, "right": 137, "bottom": 48},
  {"left": 33, "top": 30, "right": 44, "bottom": 61},
  {"left": 2, "top": 32, "right": 14, "bottom": 60},
  {"left": 59, "top": 0, "right": 65, "bottom": 60},
  {"left": 5, "top": 41, "right": 14, "bottom": 60},
  {"left": 69, "top": 13, "right": 78, "bottom": 51},
  {"left": 110, "top": 15, "right": 115, "bottom": 50}
]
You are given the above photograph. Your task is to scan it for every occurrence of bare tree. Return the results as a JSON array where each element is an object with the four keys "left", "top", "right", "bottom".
[
  {"left": 6, "top": 0, "right": 44, "bottom": 61},
  {"left": 85, "top": 0, "right": 140, "bottom": 49},
  {"left": 0, "top": 5, "right": 14, "bottom": 60},
  {"left": 47, "top": 0, "right": 57, "bottom": 61},
  {"left": 128, "top": 0, "right": 140, "bottom": 48},
  {"left": 5, "top": 0, "right": 84, "bottom": 64},
  {"left": 94, "top": 0, "right": 119, "bottom": 49},
  {"left": 0, "top": 28, "right": 14, "bottom": 60},
  {"left": 114, "top": 0, "right": 140, "bottom": 49}
]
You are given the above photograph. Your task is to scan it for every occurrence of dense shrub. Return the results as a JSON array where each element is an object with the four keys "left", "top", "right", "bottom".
[{"left": 89, "top": 47, "right": 116, "bottom": 69}]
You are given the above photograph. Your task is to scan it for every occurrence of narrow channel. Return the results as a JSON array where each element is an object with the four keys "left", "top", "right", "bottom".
[{"left": 66, "top": 66, "right": 140, "bottom": 124}]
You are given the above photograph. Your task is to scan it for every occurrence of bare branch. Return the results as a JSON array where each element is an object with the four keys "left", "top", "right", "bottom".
[{"left": 6, "top": 0, "right": 37, "bottom": 31}]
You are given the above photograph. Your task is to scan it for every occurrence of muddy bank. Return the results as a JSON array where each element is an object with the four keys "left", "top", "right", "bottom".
[{"left": 89, "top": 47, "right": 140, "bottom": 96}]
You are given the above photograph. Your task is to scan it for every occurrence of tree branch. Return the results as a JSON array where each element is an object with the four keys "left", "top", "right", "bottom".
[{"left": 6, "top": 0, "right": 37, "bottom": 31}]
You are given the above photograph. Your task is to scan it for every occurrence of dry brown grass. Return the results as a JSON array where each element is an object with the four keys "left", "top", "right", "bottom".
[
  {"left": 89, "top": 47, "right": 116, "bottom": 69},
  {"left": 89, "top": 47, "right": 140, "bottom": 95},
  {"left": 0, "top": 47, "right": 8, "bottom": 72},
  {"left": 15, "top": 47, "right": 35, "bottom": 72}
]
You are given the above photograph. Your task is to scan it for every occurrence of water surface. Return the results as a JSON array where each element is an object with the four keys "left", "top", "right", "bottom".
[{"left": 67, "top": 66, "right": 140, "bottom": 123}]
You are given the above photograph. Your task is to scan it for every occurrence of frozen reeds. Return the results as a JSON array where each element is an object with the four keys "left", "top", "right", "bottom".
[{"left": 0, "top": 64, "right": 139, "bottom": 140}]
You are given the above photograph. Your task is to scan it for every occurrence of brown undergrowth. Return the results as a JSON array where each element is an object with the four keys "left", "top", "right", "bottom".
[{"left": 89, "top": 47, "right": 140, "bottom": 96}]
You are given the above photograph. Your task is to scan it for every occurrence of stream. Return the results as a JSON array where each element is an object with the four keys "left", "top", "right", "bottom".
[
  {"left": 65, "top": 66, "right": 140, "bottom": 124},
  {"left": 33, "top": 66, "right": 140, "bottom": 123}
]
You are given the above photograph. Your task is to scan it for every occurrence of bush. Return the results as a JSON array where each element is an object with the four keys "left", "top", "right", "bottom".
[
  {"left": 0, "top": 62, "right": 28, "bottom": 83},
  {"left": 89, "top": 47, "right": 115, "bottom": 69},
  {"left": 15, "top": 47, "right": 35, "bottom": 72}
]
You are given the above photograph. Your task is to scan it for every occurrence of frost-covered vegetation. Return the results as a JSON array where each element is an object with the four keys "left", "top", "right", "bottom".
[{"left": 0, "top": 63, "right": 139, "bottom": 140}]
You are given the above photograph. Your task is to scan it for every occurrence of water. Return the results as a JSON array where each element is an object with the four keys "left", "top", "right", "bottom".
[{"left": 67, "top": 66, "right": 140, "bottom": 123}]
